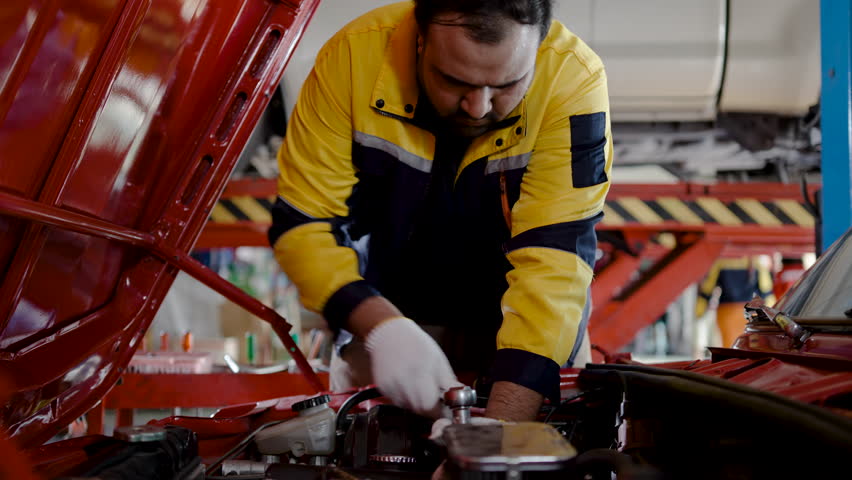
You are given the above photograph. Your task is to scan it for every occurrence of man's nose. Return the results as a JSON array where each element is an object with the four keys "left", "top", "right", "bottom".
[{"left": 461, "top": 87, "right": 492, "bottom": 120}]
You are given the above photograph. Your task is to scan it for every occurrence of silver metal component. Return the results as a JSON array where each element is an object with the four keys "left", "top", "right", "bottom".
[
  {"left": 745, "top": 297, "right": 811, "bottom": 347},
  {"left": 370, "top": 454, "right": 418, "bottom": 464},
  {"left": 262, "top": 455, "right": 281, "bottom": 464},
  {"left": 609, "top": 123, "right": 820, "bottom": 181},
  {"left": 773, "top": 312, "right": 811, "bottom": 347},
  {"left": 221, "top": 460, "right": 269, "bottom": 476},
  {"left": 113, "top": 425, "right": 167, "bottom": 443},
  {"left": 443, "top": 386, "right": 476, "bottom": 424},
  {"left": 453, "top": 406, "right": 471, "bottom": 425},
  {"left": 309, "top": 456, "right": 329, "bottom": 467},
  {"left": 204, "top": 420, "right": 286, "bottom": 476},
  {"left": 444, "top": 422, "right": 577, "bottom": 473}
]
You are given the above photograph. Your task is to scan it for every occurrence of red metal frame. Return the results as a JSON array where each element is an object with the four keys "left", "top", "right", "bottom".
[
  {"left": 88, "top": 371, "right": 330, "bottom": 433},
  {"left": 197, "top": 178, "right": 280, "bottom": 248},
  {"left": 86, "top": 402, "right": 107, "bottom": 438},
  {"left": 591, "top": 182, "right": 818, "bottom": 350},
  {"left": 590, "top": 250, "right": 642, "bottom": 309},
  {"left": 196, "top": 223, "right": 271, "bottom": 250},
  {"left": 590, "top": 234, "right": 726, "bottom": 352},
  {"left": 104, "top": 371, "right": 330, "bottom": 410}
]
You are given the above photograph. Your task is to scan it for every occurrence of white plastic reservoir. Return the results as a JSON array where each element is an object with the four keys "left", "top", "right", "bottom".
[{"left": 255, "top": 394, "right": 336, "bottom": 457}]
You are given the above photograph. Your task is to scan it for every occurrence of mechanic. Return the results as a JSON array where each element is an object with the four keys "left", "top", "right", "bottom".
[
  {"left": 268, "top": 0, "right": 612, "bottom": 422},
  {"left": 696, "top": 257, "right": 774, "bottom": 347}
]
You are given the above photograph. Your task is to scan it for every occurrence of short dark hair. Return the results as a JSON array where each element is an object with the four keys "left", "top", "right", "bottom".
[{"left": 414, "top": 0, "right": 553, "bottom": 44}]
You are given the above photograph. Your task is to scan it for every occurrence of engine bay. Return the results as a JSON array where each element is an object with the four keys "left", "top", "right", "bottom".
[{"left": 27, "top": 358, "right": 852, "bottom": 480}]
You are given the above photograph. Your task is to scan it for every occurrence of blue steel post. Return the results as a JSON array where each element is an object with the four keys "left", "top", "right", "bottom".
[{"left": 820, "top": 0, "right": 852, "bottom": 251}]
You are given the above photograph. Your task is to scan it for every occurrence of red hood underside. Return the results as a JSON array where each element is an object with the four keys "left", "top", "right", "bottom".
[{"left": 0, "top": 0, "right": 320, "bottom": 447}]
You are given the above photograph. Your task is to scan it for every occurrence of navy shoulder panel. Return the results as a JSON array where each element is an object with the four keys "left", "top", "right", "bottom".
[{"left": 569, "top": 112, "right": 608, "bottom": 189}]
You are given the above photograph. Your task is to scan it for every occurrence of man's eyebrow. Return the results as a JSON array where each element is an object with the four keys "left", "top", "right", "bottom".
[{"left": 437, "top": 67, "right": 525, "bottom": 89}]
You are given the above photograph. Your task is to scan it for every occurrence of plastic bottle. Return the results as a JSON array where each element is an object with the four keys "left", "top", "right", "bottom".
[{"left": 254, "top": 395, "right": 336, "bottom": 457}]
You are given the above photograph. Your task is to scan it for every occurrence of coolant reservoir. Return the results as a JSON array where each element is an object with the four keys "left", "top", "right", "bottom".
[{"left": 255, "top": 394, "right": 336, "bottom": 457}]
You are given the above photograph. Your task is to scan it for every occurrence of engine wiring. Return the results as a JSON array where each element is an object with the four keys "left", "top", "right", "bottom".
[{"left": 543, "top": 387, "right": 606, "bottom": 425}]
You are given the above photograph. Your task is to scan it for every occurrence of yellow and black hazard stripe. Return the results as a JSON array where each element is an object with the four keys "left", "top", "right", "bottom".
[
  {"left": 209, "top": 195, "right": 815, "bottom": 229},
  {"left": 601, "top": 196, "right": 815, "bottom": 228},
  {"left": 210, "top": 196, "right": 276, "bottom": 223}
]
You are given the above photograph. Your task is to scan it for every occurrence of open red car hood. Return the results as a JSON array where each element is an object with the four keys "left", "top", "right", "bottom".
[{"left": 0, "top": 0, "right": 319, "bottom": 447}]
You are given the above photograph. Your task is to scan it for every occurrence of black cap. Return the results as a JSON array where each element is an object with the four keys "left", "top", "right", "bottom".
[{"left": 292, "top": 394, "right": 331, "bottom": 412}]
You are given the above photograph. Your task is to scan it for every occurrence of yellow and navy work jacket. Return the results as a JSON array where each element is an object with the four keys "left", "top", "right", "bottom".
[
  {"left": 268, "top": 3, "right": 612, "bottom": 403},
  {"left": 696, "top": 257, "right": 775, "bottom": 318}
]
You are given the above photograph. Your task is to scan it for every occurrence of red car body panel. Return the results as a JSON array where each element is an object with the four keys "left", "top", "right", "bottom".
[{"left": 0, "top": 0, "right": 320, "bottom": 448}]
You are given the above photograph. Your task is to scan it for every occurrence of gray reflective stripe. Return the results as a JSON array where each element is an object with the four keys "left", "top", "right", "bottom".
[
  {"left": 277, "top": 196, "right": 317, "bottom": 219},
  {"left": 353, "top": 131, "right": 432, "bottom": 173},
  {"left": 484, "top": 152, "right": 531, "bottom": 175}
]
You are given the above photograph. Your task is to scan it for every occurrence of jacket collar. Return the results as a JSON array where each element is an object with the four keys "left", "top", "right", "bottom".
[{"left": 370, "top": 11, "right": 420, "bottom": 120}]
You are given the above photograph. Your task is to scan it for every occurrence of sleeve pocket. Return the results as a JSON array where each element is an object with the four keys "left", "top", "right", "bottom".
[{"left": 569, "top": 112, "right": 608, "bottom": 189}]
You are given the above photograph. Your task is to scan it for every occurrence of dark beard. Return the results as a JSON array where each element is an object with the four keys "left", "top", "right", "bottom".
[{"left": 445, "top": 119, "right": 492, "bottom": 138}]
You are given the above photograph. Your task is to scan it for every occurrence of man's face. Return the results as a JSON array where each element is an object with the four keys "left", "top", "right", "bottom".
[{"left": 417, "top": 17, "right": 539, "bottom": 137}]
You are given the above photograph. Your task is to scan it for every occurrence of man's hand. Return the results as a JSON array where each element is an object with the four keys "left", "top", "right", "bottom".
[
  {"left": 365, "top": 317, "right": 462, "bottom": 419},
  {"left": 484, "top": 381, "right": 543, "bottom": 421}
]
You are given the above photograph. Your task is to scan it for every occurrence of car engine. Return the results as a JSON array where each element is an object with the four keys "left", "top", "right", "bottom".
[{"left": 57, "top": 357, "right": 851, "bottom": 480}]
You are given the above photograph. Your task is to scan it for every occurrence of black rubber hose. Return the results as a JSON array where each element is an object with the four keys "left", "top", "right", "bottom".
[
  {"left": 335, "top": 387, "right": 382, "bottom": 434},
  {"left": 543, "top": 388, "right": 603, "bottom": 424},
  {"left": 581, "top": 364, "right": 852, "bottom": 448}
]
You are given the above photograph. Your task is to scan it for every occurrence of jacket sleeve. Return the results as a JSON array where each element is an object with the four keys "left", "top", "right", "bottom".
[
  {"left": 490, "top": 65, "right": 613, "bottom": 404},
  {"left": 268, "top": 37, "right": 378, "bottom": 332}
]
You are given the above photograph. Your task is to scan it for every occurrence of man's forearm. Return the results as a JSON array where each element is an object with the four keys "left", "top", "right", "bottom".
[
  {"left": 484, "top": 381, "right": 543, "bottom": 421},
  {"left": 347, "top": 295, "right": 402, "bottom": 339}
]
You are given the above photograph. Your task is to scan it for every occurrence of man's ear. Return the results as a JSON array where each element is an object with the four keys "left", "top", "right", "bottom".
[{"left": 416, "top": 33, "right": 424, "bottom": 56}]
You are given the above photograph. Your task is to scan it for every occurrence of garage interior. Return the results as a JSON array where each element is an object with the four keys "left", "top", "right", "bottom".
[{"left": 0, "top": 0, "right": 850, "bottom": 479}]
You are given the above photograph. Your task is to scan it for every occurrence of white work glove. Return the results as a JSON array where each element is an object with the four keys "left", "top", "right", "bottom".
[
  {"left": 365, "top": 317, "right": 462, "bottom": 419},
  {"left": 329, "top": 339, "right": 373, "bottom": 392}
]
